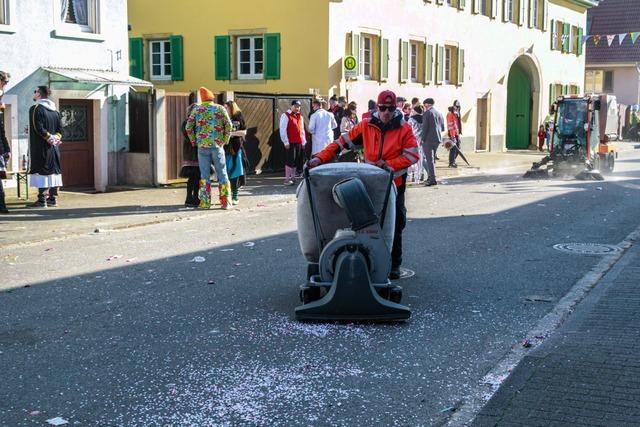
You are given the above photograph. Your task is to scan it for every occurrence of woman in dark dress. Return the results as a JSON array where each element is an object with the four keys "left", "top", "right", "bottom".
[
  {"left": 224, "top": 101, "right": 247, "bottom": 204},
  {"left": 180, "top": 92, "right": 200, "bottom": 207}
]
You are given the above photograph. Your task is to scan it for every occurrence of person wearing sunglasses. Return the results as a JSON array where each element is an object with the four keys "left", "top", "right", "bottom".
[{"left": 308, "top": 90, "right": 419, "bottom": 280}]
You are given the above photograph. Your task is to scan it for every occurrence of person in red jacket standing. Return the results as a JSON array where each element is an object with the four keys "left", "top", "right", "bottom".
[
  {"left": 279, "top": 100, "right": 307, "bottom": 185},
  {"left": 308, "top": 90, "right": 419, "bottom": 280}
]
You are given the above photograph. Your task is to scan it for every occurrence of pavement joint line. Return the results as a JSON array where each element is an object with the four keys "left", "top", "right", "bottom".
[{"left": 446, "top": 223, "right": 640, "bottom": 427}]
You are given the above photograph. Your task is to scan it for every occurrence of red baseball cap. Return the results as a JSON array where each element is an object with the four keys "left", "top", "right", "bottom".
[{"left": 377, "top": 90, "right": 396, "bottom": 106}]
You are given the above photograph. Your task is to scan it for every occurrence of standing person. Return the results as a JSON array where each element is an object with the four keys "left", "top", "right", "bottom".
[
  {"left": 224, "top": 100, "right": 248, "bottom": 204},
  {"left": 308, "top": 99, "right": 337, "bottom": 155},
  {"left": 180, "top": 92, "right": 200, "bottom": 208},
  {"left": 185, "top": 87, "right": 233, "bottom": 209},
  {"left": 0, "top": 71, "right": 10, "bottom": 213},
  {"left": 453, "top": 100, "right": 463, "bottom": 135},
  {"left": 421, "top": 98, "right": 445, "bottom": 186},
  {"left": 402, "top": 102, "right": 412, "bottom": 122},
  {"left": 361, "top": 99, "right": 377, "bottom": 121},
  {"left": 308, "top": 90, "right": 420, "bottom": 280},
  {"left": 407, "top": 105, "right": 425, "bottom": 184},
  {"left": 279, "top": 100, "right": 306, "bottom": 186},
  {"left": 446, "top": 106, "right": 461, "bottom": 168},
  {"left": 411, "top": 97, "right": 420, "bottom": 110},
  {"left": 340, "top": 101, "right": 358, "bottom": 133},
  {"left": 537, "top": 124, "right": 546, "bottom": 152},
  {"left": 396, "top": 96, "right": 407, "bottom": 110},
  {"left": 28, "top": 86, "right": 63, "bottom": 208}
]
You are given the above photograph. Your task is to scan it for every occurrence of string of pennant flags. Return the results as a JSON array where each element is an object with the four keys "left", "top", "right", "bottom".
[{"left": 561, "top": 32, "right": 640, "bottom": 47}]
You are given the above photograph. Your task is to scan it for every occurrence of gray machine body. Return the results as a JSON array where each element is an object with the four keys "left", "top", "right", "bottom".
[{"left": 296, "top": 163, "right": 396, "bottom": 284}]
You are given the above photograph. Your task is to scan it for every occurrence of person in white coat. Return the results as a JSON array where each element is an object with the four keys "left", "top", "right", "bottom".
[{"left": 307, "top": 99, "right": 337, "bottom": 155}]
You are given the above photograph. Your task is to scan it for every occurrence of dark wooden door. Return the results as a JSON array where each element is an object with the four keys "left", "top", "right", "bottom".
[
  {"left": 165, "top": 93, "right": 190, "bottom": 181},
  {"left": 129, "top": 90, "right": 150, "bottom": 153},
  {"left": 59, "top": 99, "right": 94, "bottom": 188}
]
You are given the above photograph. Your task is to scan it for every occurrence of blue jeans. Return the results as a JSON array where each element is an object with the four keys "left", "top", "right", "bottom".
[{"left": 198, "top": 146, "right": 229, "bottom": 185}]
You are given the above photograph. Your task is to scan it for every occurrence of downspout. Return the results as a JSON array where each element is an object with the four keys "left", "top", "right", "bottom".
[{"left": 149, "top": 88, "right": 157, "bottom": 187}]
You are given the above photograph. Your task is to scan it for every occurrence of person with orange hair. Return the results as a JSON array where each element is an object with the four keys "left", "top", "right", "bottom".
[{"left": 185, "top": 87, "right": 233, "bottom": 209}]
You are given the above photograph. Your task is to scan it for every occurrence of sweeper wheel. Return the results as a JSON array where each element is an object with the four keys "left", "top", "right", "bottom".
[
  {"left": 300, "top": 286, "right": 322, "bottom": 304},
  {"left": 389, "top": 286, "right": 403, "bottom": 304}
]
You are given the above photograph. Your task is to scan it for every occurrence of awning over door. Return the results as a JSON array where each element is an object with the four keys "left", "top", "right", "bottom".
[{"left": 43, "top": 67, "right": 153, "bottom": 88}]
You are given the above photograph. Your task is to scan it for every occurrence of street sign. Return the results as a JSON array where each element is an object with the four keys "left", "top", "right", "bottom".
[{"left": 344, "top": 55, "right": 357, "bottom": 79}]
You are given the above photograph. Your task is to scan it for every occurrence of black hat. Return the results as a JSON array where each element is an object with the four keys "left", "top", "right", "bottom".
[{"left": 291, "top": 100, "right": 301, "bottom": 106}]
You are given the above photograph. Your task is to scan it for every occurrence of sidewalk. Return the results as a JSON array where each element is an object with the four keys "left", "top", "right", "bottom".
[
  {"left": 0, "top": 150, "right": 544, "bottom": 249},
  {"left": 472, "top": 238, "right": 640, "bottom": 426}
]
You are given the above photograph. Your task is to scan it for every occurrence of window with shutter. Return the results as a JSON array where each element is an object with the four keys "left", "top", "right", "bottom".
[
  {"left": 236, "top": 35, "right": 264, "bottom": 80},
  {"left": 214, "top": 35, "right": 230, "bottom": 80},
  {"left": 457, "top": 48, "right": 465, "bottom": 85}
]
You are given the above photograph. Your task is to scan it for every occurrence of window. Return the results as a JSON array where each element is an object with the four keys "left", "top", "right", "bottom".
[
  {"left": 410, "top": 43, "right": 418, "bottom": 82},
  {"left": 481, "top": 0, "right": 491, "bottom": 17},
  {"left": 0, "top": 0, "right": 6, "bottom": 25},
  {"left": 531, "top": 0, "right": 538, "bottom": 28},
  {"left": 585, "top": 70, "right": 604, "bottom": 93},
  {"left": 60, "top": 0, "right": 98, "bottom": 33},
  {"left": 362, "top": 35, "right": 372, "bottom": 79},
  {"left": 149, "top": 40, "right": 172, "bottom": 80},
  {"left": 237, "top": 36, "right": 263, "bottom": 79},
  {"left": 444, "top": 47, "right": 453, "bottom": 84},
  {"left": 570, "top": 26, "right": 578, "bottom": 54},
  {"left": 552, "top": 20, "right": 563, "bottom": 50},
  {"left": 603, "top": 71, "right": 613, "bottom": 92},
  {"left": 505, "top": 0, "right": 514, "bottom": 23}
]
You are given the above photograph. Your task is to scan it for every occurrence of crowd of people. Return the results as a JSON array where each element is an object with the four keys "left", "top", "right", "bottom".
[{"left": 299, "top": 93, "right": 464, "bottom": 187}]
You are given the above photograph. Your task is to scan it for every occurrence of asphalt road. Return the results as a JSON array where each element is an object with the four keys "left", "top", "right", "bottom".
[{"left": 2, "top": 145, "right": 640, "bottom": 426}]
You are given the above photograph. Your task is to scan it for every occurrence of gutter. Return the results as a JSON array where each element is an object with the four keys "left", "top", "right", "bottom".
[{"left": 566, "top": 0, "right": 598, "bottom": 8}]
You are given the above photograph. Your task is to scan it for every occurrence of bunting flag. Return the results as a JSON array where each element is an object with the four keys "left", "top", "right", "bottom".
[
  {"left": 632, "top": 32, "right": 640, "bottom": 44},
  {"left": 593, "top": 35, "right": 602, "bottom": 46},
  {"left": 606, "top": 34, "right": 616, "bottom": 46},
  {"left": 618, "top": 33, "right": 628, "bottom": 45}
]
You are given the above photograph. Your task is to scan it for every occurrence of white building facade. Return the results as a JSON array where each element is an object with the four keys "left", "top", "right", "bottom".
[
  {"left": 0, "top": 0, "right": 151, "bottom": 192},
  {"left": 328, "top": 0, "right": 595, "bottom": 151}
]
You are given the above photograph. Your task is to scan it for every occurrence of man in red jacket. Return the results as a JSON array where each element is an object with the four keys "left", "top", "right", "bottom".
[{"left": 309, "top": 90, "right": 419, "bottom": 279}]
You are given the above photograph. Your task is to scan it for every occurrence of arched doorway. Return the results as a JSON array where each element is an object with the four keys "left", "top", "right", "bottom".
[{"left": 506, "top": 62, "right": 532, "bottom": 149}]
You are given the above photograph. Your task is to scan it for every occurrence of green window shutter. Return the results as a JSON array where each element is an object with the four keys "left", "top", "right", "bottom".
[
  {"left": 502, "top": 0, "right": 508, "bottom": 22},
  {"left": 264, "top": 33, "right": 281, "bottom": 80},
  {"left": 457, "top": 48, "right": 465, "bottom": 85},
  {"left": 549, "top": 83, "right": 555, "bottom": 106},
  {"left": 169, "top": 35, "right": 184, "bottom": 81},
  {"left": 472, "top": 0, "right": 480, "bottom": 14},
  {"left": 528, "top": 0, "right": 534, "bottom": 28},
  {"left": 436, "top": 44, "right": 444, "bottom": 84},
  {"left": 400, "top": 40, "right": 409, "bottom": 82},
  {"left": 350, "top": 32, "right": 361, "bottom": 75},
  {"left": 214, "top": 35, "right": 231, "bottom": 80},
  {"left": 380, "top": 38, "right": 389, "bottom": 81},
  {"left": 577, "top": 27, "right": 584, "bottom": 56},
  {"left": 550, "top": 19, "right": 555, "bottom": 50},
  {"left": 562, "top": 23, "right": 570, "bottom": 53},
  {"left": 425, "top": 44, "right": 434, "bottom": 83},
  {"left": 491, "top": 0, "right": 498, "bottom": 18},
  {"left": 458, "top": 0, "right": 466, "bottom": 10},
  {"left": 542, "top": 0, "right": 548, "bottom": 31},
  {"left": 129, "top": 37, "right": 144, "bottom": 79},
  {"left": 562, "top": 84, "right": 569, "bottom": 95}
]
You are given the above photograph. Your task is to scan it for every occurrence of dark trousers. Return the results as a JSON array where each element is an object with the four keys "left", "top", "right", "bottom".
[
  {"left": 185, "top": 176, "right": 199, "bottom": 204},
  {"left": 230, "top": 177, "right": 240, "bottom": 199},
  {"left": 285, "top": 143, "right": 304, "bottom": 171},
  {"left": 37, "top": 187, "right": 58, "bottom": 202},
  {"left": 448, "top": 136, "right": 460, "bottom": 165},
  {"left": 392, "top": 179, "right": 407, "bottom": 270}
]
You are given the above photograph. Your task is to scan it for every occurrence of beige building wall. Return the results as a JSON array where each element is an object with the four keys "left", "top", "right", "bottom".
[{"left": 328, "top": 0, "right": 589, "bottom": 151}]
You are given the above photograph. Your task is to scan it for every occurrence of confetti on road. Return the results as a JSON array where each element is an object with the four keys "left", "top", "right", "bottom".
[
  {"left": 106, "top": 255, "right": 122, "bottom": 261},
  {"left": 190, "top": 256, "right": 206, "bottom": 263},
  {"left": 46, "top": 417, "right": 69, "bottom": 426}
]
